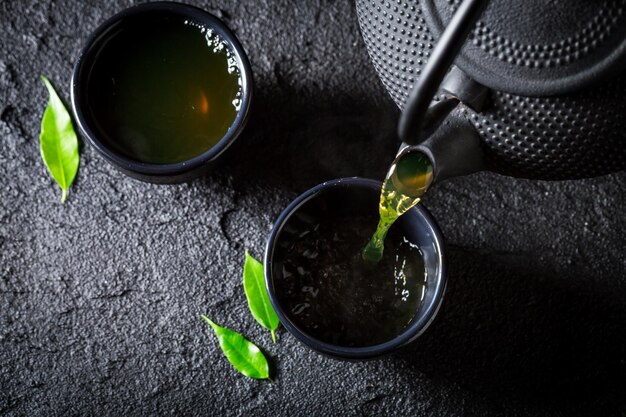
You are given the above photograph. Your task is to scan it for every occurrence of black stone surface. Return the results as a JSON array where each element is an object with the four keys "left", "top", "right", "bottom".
[{"left": 0, "top": 1, "right": 624, "bottom": 416}]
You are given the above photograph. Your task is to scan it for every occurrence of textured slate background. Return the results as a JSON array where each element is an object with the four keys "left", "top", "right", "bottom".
[{"left": 1, "top": 0, "right": 625, "bottom": 416}]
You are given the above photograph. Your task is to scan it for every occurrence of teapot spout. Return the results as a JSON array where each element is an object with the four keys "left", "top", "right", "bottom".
[{"left": 399, "top": 109, "right": 484, "bottom": 183}]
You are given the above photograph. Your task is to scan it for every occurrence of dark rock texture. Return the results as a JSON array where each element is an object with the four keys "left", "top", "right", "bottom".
[{"left": 0, "top": 0, "right": 624, "bottom": 416}]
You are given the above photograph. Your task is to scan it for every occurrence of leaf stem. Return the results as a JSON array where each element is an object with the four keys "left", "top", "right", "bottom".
[
  {"left": 271, "top": 329, "right": 276, "bottom": 343},
  {"left": 61, "top": 188, "right": 67, "bottom": 204}
]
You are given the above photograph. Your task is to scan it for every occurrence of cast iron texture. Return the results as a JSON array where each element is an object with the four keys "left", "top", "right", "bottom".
[
  {"left": 423, "top": 0, "right": 626, "bottom": 96},
  {"left": 356, "top": 0, "right": 626, "bottom": 180},
  {"left": 1, "top": 0, "right": 625, "bottom": 416}
]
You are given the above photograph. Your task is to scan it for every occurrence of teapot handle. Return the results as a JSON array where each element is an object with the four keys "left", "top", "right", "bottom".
[{"left": 398, "top": 0, "right": 488, "bottom": 144}]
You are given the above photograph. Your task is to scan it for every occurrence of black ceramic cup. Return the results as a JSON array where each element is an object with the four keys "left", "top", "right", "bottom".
[
  {"left": 71, "top": 2, "right": 253, "bottom": 183},
  {"left": 264, "top": 178, "right": 446, "bottom": 360}
]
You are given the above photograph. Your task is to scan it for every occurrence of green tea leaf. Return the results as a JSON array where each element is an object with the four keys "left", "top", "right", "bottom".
[
  {"left": 201, "top": 315, "right": 270, "bottom": 380},
  {"left": 39, "top": 75, "right": 79, "bottom": 203},
  {"left": 243, "top": 251, "right": 280, "bottom": 342}
]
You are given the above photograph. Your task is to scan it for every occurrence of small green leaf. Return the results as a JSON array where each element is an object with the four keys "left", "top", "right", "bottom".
[
  {"left": 243, "top": 251, "right": 280, "bottom": 342},
  {"left": 201, "top": 315, "right": 270, "bottom": 380},
  {"left": 39, "top": 75, "right": 79, "bottom": 203}
]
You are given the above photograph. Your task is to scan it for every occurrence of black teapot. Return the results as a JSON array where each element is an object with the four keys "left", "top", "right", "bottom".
[{"left": 356, "top": 0, "right": 626, "bottom": 181}]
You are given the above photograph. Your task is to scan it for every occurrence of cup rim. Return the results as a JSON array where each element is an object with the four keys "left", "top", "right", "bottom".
[
  {"left": 70, "top": 1, "right": 253, "bottom": 177},
  {"left": 264, "top": 177, "right": 447, "bottom": 360}
]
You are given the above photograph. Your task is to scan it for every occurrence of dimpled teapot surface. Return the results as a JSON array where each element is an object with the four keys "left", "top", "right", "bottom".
[{"left": 356, "top": 0, "right": 626, "bottom": 180}]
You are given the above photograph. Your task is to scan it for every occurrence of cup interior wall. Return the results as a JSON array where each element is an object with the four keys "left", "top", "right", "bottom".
[{"left": 396, "top": 210, "right": 444, "bottom": 321}]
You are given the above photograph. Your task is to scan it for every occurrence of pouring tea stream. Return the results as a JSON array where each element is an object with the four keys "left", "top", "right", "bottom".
[{"left": 363, "top": 0, "right": 487, "bottom": 261}]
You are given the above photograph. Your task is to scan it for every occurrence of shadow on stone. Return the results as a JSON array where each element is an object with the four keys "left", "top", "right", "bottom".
[
  {"left": 395, "top": 246, "right": 626, "bottom": 415},
  {"left": 217, "top": 82, "right": 400, "bottom": 192}
]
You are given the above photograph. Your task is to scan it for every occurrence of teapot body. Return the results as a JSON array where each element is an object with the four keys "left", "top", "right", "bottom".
[{"left": 356, "top": 0, "right": 626, "bottom": 180}]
